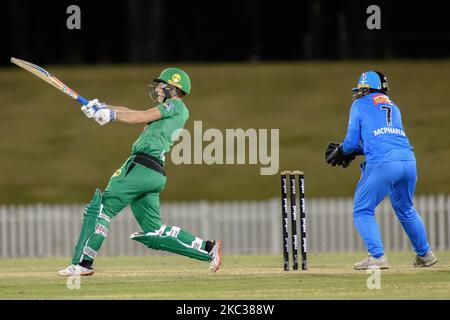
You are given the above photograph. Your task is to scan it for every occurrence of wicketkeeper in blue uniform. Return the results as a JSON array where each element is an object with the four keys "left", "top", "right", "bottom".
[{"left": 325, "top": 71, "right": 438, "bottom": 269}]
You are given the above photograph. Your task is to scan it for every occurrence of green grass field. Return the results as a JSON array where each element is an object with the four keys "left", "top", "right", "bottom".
[
  {"left": 1, "top": 60, "right": 450, "bottom": 204},
  {"left": 0, "top": 252, "right": 449, "bottom": 299}
]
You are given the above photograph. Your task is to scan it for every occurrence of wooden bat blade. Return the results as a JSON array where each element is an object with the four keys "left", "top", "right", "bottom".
[
  {"left": 11, "top": 57, "right": 64, "bottom": 91},
  {"left": 10, "top": 57, "right": 89, "bottom": 105}
]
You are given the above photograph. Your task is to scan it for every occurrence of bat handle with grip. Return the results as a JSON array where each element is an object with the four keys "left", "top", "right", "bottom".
[{"left": 76, "top": 95, "right": 99, "bottom": 111}]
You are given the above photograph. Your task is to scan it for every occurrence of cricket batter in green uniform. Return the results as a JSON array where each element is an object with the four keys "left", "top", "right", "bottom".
[{"left": 59, "top": 68, "right": 222, "bottom": 276}]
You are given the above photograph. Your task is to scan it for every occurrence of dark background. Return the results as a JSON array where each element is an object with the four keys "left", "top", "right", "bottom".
[
  {"left": 2, "top": 0, "right": 450, "bottom": 64},
  {"left": 1, "top": 0, "right": 450, "bottom": 203}
]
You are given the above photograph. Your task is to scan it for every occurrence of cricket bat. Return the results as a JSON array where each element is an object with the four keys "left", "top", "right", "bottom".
[{"left": 10, "top": 57, "right": 94, "bottom": 108}]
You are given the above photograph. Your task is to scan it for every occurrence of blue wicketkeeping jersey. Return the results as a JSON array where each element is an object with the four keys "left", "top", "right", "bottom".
[{"left": 342, "top": 93, "right": 415, "bottom": 162}]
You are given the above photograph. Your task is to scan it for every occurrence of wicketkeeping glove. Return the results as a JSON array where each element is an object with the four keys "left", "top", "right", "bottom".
[
  {"left": 341, "top": 151, "right": 357, "bottom": 168},
  {"left": 325, "top": 142, "right": 340, "bottom": 161},
  {"left": 325, "top": 142, "right": 356, "bottom": 168}
]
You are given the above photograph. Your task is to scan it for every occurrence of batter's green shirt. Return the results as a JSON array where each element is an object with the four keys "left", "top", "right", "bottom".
[{"left": 131, "top": 99, "right": 189, "bottom": 164}]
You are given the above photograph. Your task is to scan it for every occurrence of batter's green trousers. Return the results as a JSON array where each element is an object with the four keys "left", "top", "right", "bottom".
[{"left": 71, "top": 155, "right": 210, "bottom": 264}]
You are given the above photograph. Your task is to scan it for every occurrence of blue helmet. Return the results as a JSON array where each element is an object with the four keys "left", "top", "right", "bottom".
[{"left": 352, "top": 71, "right": 389, "bottom": 92}]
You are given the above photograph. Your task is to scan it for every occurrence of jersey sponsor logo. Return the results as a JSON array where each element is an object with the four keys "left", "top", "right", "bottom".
[
  {"left": 372, "top": 94, "right": 392, "bottom": 105},
  {"left": 163, "top": 102, "right": 175, "bottom": 111},
  {"left": 373, "top": 127, "right": 406, "bottom": 137}
]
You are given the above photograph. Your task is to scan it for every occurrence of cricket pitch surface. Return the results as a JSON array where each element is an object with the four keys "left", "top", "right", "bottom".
[{"left": 0, "top": 252, "right": 449, "bottom": 299}]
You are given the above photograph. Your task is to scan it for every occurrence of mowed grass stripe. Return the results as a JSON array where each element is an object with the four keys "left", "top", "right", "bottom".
[{"left": 0, "top": 252, "right": 448, "bottom": 299}]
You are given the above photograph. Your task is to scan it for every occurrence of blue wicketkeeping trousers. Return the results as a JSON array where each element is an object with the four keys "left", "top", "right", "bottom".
[{"left": 353, "top": 160, "right": 430, "bottom": 258}]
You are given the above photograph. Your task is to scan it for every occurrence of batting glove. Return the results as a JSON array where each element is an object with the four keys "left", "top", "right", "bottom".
[
  {"left": 94, "top": 108, "right": 116, "bottom": 126},
  {"left": 81, "top": 98, "right": 106, "bottom": 119}
]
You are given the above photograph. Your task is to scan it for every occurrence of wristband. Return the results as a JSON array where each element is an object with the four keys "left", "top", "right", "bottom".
[{"left": 110, "top": 109, "right": 117, "bottom": 122}]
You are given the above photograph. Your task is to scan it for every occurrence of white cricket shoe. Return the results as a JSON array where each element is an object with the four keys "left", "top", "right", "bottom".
[
  {"left": 208, "top": 240, "right": 222, "bottom": 272},
  {"left": 58, "top": 264, "right": 94, "bottom": 276},
  {"left": 414, "top": 251, "right": 438, "bottom": 268},
  {"left": 353, "top": 254, "right": 389, "bottom": 270}
]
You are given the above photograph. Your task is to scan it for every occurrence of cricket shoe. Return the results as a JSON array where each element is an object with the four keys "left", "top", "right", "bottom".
[
  {"left": 353, "top": 254, "right": 389, "bottom": 270},
  {"left": 413, "top": 251, "right": 438, "bottom": 268},
  {"left": 58, "top": 264, "right": 94, "bottom": 276},
  {"left": 208, "top": 240, "right": 222, "bottom": 272}
]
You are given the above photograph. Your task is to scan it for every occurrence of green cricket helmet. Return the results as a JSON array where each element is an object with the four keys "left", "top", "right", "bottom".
[{"left": 154, "top": 67, "right": 191, "bottom": 95}]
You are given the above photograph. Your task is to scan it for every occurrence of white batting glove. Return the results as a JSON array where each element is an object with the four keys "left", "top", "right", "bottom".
[
  {"left": 81, "top": 99, "right": 108, "bottom": 119},
  {"left": 81, "top": 99, "right": 99, "bottom": 118},
  {"left": 94, "top": 108, "right": 116, "bottom": 126}
]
